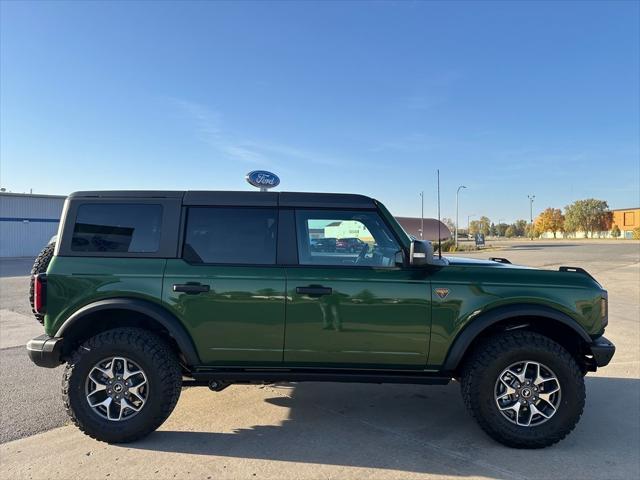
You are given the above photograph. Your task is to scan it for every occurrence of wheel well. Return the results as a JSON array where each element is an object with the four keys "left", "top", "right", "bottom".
[
  {"left": 454, "top": 316, "right": 592, "bottom": 376},
  {"left": 59, "top": 308, "right": 189, "bottom": 370}
]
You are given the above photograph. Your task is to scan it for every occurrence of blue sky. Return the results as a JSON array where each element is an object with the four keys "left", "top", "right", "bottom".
[{"left": 1, "top": 1, "right": 638, "bottom": 222}]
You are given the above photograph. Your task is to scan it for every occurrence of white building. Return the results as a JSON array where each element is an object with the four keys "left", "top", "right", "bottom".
[{"left": 0, "top": 192, "right": 66, "bottom": 257}]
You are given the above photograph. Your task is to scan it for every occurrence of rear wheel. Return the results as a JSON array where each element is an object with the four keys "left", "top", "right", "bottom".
[
  {"left": 460, "top": 331, "right": 585, "bottom": 448},
  {"left": 63, "top": 328, "right": 182, "bottom": 443}
]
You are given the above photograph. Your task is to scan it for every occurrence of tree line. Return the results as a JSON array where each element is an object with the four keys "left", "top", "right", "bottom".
[{"left": 442, "top": 198, "right": 633, "bottom": 239}]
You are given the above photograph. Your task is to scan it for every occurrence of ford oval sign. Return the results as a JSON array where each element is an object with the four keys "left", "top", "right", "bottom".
[{"left": 246, "top": 170, "right": 280, "bottom": 191}]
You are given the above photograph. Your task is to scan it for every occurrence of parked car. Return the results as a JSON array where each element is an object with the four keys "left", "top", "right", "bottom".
[
  {"left": 310, "top": 237, "right": 336, "bottom": 252},
  {"left": 27, "top": 190, "right": 614, "bottom": 447},
  {"left": 335, "top": 237, "right": 366, "bottom": 253}
]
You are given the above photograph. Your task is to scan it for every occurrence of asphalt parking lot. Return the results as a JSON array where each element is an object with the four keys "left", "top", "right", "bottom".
[{"left": 0, "top": 240, "right": 638, "bottom": 479}]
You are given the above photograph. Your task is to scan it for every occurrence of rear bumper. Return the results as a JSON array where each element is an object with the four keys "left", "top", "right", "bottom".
[
  {"left": 589, "top": 336, "right": 615, "bottom": 367},
  {"left": 26, "top": 334, "right": 63, "bottom": 368}
]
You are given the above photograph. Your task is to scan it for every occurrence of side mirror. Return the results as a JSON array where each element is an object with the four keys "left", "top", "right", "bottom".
[{"left": 410, "top": 239, "right": 433, "bottom": 266}]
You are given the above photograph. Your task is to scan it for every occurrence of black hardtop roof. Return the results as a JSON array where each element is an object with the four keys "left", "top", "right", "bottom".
[{"left": 69, "top": 190, "right": 377, "bottom": 209}]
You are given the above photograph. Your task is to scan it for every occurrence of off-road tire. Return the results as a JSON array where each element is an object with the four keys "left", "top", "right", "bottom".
[
  {"left": 460, "top": 330, "right": 585, "bottom": 448},
  {"left": 62, "top": 328, "right": 182, "bottom": 443},
  {"left": 29, "top": 242, "right": 56, "bottom": 324}
]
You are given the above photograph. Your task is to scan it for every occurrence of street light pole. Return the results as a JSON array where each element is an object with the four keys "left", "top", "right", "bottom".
[
  {"left": 467, "top": 214, "right": 475, "bottom": 239},
  {"left": 419, "top": 191, "right": 424, "bottom": 239},
  {"left": 528, "top": 194, "right": 536, "bottom": 240},
  {"left": 455, "top": 185, "right": 466, "bottom": 247}
]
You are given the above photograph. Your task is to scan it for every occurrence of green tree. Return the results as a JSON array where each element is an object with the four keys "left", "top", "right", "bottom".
[
  {"left": 496, "top": 223, "right": 509, "bottom": 237},
  {"left": 478, "top": 216, "right": 491, "bottom": 236},
  {"left": 564, "top": 199, "right": 610, "bottom": 238},
  {"left": 489, "top": 222, "right": 497, "bottom": 236},
  {"left": 611, "top": 224, "right": 621, "bottom": 239},
  {"left": 514, "top": 219, "right": 528, "bottom": 237},
  {"left": 505, "top": 225, "right": 516, "bottom": 238}
]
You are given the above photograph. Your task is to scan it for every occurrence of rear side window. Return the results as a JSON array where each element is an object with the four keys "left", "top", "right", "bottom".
[
  {"left": 183, "top": 207, "right": 277, "bottom": 264},
  {"left": 71, "top": 204, "right": 163, "bottom": 253}
]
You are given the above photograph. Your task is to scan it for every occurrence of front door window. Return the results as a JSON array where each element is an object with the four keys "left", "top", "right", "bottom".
[{"left": 296, "top": 210, "right": 402, "bottom": 267}]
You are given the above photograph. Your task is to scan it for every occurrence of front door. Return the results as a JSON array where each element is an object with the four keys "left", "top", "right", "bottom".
[
  {"left": 284, "top": 209, "right": 431, "bottom": 369},
  {"left": 163, "top": 206, "right": 285, "bottom": 365}
]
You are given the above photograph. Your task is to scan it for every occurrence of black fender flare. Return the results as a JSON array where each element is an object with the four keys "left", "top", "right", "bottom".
[
  {"left": 441, "top": 303, "right": 592, "bottom": 372},
  {"left": 56, "top": 298, "right": 201, "bottom": 366}
]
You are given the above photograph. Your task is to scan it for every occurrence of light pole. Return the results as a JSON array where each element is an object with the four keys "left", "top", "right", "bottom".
[
  {"left": 528, "top": 194, "right": 535, "bottom": 240},
  {"left": 455, "top": 185, "right": 466, "bottom": 247},
  {"left": 419, "top": 191, "right": 424, "bottom": 239}
]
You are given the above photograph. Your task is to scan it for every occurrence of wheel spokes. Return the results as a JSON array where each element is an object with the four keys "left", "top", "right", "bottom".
[
  {"left": 495, "top": 360, "right": 561, "bottom": 428},
  {"left": 85, "top": 356, "right": 148, "bottom": 422}
]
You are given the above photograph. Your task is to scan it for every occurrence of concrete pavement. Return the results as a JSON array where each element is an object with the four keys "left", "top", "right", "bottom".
[{"left": 0, "top": 243, "right": 638, "bottom": 479}]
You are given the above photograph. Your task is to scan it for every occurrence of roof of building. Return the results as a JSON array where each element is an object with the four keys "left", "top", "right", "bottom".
[{"left": 0, "top": 192, "right": 67, "bottom": 199}]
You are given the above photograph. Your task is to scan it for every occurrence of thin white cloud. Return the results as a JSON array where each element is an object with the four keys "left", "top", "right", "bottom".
[{"left": 170, "top": 97, "right": 372, "bottom": 171}]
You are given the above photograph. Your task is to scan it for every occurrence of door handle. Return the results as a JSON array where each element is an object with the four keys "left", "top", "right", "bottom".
[
  {"left": 296, "top": 286, "right": 332, "bottom": 296},
  {"left": 173, "top": 283, "right": 210, "bottom": 294}
]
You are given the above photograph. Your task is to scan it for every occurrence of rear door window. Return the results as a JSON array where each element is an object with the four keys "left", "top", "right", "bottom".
[
  {"left": 71, "top": 204, "right": 163, "bottom": 253},
  {"left": 183, "top": 207, "right": 277, "bottom": 265}
]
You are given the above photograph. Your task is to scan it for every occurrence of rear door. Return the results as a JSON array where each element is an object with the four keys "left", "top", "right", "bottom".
[
  {"left": 283, "top": 208, "right": 431, "bottom": 369},
  {"left": 163, "top": 202, "right": 285, "bottom": 365}
]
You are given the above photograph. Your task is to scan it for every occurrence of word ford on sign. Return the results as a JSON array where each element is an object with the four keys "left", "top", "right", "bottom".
[{"left": 246, "top": 170, "right": 280, "bottom": 190}]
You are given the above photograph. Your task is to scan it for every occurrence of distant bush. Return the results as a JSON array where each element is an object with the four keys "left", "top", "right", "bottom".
[
  {"left": 611, "top": 224, "right": 621, "bottom": 239},
  {"left": 633, "top": 227, "right": 640, "bottom": 240}
]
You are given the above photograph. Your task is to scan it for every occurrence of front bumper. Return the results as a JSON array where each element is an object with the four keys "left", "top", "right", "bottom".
[
  {"left": 26, "top": 334, "right": 63, "bottom": 368},
  {"left": 589, "top": 336, "right": 616, "bottom": 368}
]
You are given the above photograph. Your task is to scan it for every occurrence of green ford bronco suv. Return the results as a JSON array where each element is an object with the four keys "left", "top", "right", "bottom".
[{"left": 27, "top": 190, "right": 615, "bottom": 448}]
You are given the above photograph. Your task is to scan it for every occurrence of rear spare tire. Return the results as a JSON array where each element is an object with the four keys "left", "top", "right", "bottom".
[{"left": 29, "top": 242, "right": 56, "bottom": 324}]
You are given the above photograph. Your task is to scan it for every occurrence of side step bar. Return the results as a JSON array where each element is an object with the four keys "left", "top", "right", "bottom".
[{"left": 186, "top": 368, "right": 451, "bottom": 386}]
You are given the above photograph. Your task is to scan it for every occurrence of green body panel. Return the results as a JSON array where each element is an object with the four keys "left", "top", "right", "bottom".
[
  {"left": 426, "top": 260, "right": 603, "bottom": 368},
  {"left": 44, "top": 256, "right": 166, "bottom": 337},
  {"left": 162, "top": 259, "right": 285, "bottom": 365},
  {"left": 43, "top": 200, "right": 605, "bottom": 372},
  {"left": 283, "top": 267, "right": 430, "bottom": 369}
]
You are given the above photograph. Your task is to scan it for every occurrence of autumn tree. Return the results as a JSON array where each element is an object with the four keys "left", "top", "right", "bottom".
[
  {"left": 564, "top": 199, "right": 611, "bottom": 238},
  {"left": 505, "top": 225, "right": 516, "bottom": 238},
  {"left": 535, "top": 208, "right": 565, "bottom": 238}
]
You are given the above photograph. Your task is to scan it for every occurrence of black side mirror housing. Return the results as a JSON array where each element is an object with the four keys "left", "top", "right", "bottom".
[{"left": 410, "top": 240, "right": 433, "bottom": 266}]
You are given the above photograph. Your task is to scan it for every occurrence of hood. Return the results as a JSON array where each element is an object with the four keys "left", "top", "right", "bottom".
[{"left": 444, "top": 256, "right": 535, "bottom": 269}]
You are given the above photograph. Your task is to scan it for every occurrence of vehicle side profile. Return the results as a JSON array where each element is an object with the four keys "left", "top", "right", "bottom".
[{"left": 27, "top": 190, "right": 615, "bottom": 447}]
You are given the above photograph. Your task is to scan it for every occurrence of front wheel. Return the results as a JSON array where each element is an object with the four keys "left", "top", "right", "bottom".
[
  {"left": 63, "top": 328, "right": 182, "bottom": 443},
  {"left": 460, "top": 331, "right": 585, "bottom": 448}
]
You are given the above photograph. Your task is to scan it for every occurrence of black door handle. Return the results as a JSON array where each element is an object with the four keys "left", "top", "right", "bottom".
[
  {"left": 296, "top": 286, "right": 332, "bottom": 296},
  {"left": 173, "top": 283, "right": 210, "bottom": 294}
]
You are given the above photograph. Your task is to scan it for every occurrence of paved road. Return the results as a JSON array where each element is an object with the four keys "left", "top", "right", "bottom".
[
  {"left": 0, "top": 243, "right": 638, "bottom": 479},
  {"left": 0, "top": 258, "right": 68, "bottom": 443}
]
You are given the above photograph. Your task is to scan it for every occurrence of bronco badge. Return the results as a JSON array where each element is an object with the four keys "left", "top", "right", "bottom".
[{"left": 435, "top": 288, "right": 449, "bottom": 299}]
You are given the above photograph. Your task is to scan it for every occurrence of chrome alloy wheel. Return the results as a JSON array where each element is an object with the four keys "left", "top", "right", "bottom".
[
  {"left": 85, "top": 357, "right": 148, "bottom": 421},
  {"left": 494, "top": 360, "right": 561, "bottom": 427}
]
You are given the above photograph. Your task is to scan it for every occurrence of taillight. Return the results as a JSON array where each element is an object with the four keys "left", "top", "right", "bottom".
[
  {"left": 34, "top": 274, "right": 47, "bottom": 314},
  {"left": 600, "top": 291, "right": 608, "bottom": 328}
]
